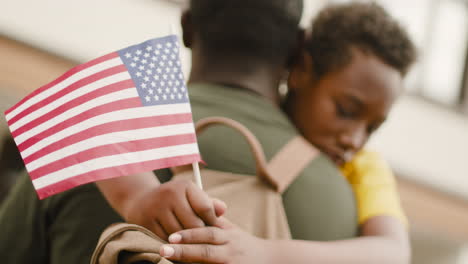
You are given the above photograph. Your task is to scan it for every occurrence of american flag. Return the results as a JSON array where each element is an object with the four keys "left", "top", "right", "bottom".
[{"left": 4, "top": 35, "right": 201, "bottom": 199}]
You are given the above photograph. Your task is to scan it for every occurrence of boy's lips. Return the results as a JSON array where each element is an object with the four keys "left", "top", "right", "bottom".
[{"left": 320, "top": 148, "right": 346, "bottom": 166}]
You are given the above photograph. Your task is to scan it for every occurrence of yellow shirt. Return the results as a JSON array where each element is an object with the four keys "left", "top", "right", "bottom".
[{"left": 340, "top": 150, "right": 407, "bottom": 225}]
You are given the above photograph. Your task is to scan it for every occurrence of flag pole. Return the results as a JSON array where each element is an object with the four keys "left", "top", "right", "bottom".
[{"left": 169, "top": 24, "right": 204, "bottom": 189}]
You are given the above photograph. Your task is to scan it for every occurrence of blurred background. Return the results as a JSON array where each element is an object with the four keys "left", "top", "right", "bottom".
[{"left": 0, "top": 0, "right": 467, "bottom": 263}]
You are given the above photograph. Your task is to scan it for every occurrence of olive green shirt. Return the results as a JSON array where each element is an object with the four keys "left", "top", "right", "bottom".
[
  {"left": 189, "top": 83, "right": 358, "bottom": 240},
  {"left": 0, "top": 83, "right": 357, "bottom": 264}
]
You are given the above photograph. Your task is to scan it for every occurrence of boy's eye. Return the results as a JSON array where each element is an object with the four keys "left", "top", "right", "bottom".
[{"left": 335, "top": 102, "right": 357, "bottom": 119}]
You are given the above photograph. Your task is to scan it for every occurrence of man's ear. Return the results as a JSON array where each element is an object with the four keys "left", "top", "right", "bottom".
[
  {"left": 181, "top": 11, "right": 193, "bottom": 48},
  {"left": 287, "top": 51, "right": 316, "bottom": 93},
  {"left": 286, "top": 28, "right": 305, "bottom": 68}
]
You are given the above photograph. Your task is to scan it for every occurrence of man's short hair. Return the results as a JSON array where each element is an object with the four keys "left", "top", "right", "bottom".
[
  {"left": 190, "top": 0, "right": 303, "bottom": 65},
  {"left": 305, "top": 2, "right": 417, "bottom": 77}
]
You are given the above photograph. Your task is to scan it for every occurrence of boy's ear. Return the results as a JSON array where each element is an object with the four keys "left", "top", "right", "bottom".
[{"left": 181, "top": 11, "right": 194, "bottom": 48}]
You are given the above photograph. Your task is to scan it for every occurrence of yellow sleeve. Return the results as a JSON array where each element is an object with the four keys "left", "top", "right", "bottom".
[{"left": 341, "top": 150, "right": 407, "bottom": 226}]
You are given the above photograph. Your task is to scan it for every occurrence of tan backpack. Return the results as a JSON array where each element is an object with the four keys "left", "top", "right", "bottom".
[{"left": 91, "top": 117, "right": 319, "bottom": 264}]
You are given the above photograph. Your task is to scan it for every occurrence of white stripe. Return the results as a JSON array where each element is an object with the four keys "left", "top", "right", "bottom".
[
  {"left": 21, "top": 103, "right": 192, "bottom": 158},
  {"left": 10, "top": 71, "right": 131, "bottom": 131},
  {"left": 32, "top": 143, "right": 199, "bottom": 189},
  {"left": 26, "top": 122, "right": 195, "bottom": 171},
  {"left": 14, "top": 88, "right": 138, "bottom": 145},
  {"left": 6, "top": 57, "right": 123, "bottom": 121}
]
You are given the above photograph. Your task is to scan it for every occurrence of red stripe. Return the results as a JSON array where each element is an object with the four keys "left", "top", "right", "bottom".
[
  {"left": 23, "top": 113, "right": 194, "bottom": 165},
  {"left": 6, "top": 52, "right": 119, "bottom": 116},
  {"left": 35, "top": 154, "right": 201, "bottom": 199},
  {"left": 7, "top": 64, "right": 127, "bottom": 126},
  {"left": 12, "top": 80, "right": 136, "bottom": 138},
  {"left": 29, "top": 134, "right": 197, "bottom": 179},
  {"left": 17, "top": 97, "right": 142, "bottom": 152}
]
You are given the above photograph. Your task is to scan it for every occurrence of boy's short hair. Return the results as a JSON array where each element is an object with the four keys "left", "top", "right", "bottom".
[
  {"left": 305, "top": 2, "right": 416, "bottom": 77},
  {"left": 190, "top": 0, "right": 303, "bottom": 65}
]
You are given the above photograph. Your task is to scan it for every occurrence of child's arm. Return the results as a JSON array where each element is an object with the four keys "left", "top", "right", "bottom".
[
  {"left": 96, "top": 172, "right": 226, "bottom": 240},
  {"left": 160, "top": 215, "right": 409, "bottom": 264}
]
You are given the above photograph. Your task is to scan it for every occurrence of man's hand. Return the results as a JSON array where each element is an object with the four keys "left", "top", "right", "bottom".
[
  {"left": 160, "top": 217, "right": 269, "bottom": 264},
  {"left": 123, "top": 178, "right": 227, "bottom": 241}
]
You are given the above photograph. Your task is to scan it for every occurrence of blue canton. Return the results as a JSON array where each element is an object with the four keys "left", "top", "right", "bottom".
[{"left": 118, "top": 35, "right": 189, "bottom": 106}]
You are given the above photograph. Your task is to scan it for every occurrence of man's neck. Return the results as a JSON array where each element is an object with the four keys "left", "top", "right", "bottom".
[{"left": 188, "top": 55, "right": 282, "bottom": 105}]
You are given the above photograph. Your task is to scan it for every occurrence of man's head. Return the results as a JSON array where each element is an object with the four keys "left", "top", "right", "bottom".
[
  {"left": 286, "top": 2, "right": 417, "bottom": 166},
  {"left": 182, "top": 0, "right": 303, "bottom": 73}
]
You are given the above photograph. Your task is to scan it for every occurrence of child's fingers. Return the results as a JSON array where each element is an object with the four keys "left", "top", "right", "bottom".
[
  {"left": 160, "top": 243, "right": 227, "bottom": 264},
  {"left": 168, "top": 227, "right": 227, "bottom": 245},
  {"left": 186, "top": 184, "right": 218, "bottom": 226}
]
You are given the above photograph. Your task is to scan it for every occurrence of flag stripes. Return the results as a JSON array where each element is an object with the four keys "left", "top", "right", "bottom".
[{"left": 4, "top": 36, "right": 201, "bottom": 198}]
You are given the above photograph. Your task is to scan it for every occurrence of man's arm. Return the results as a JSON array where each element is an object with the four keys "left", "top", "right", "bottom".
[{"left": 95, "top": 172, "right": 226, "bottom": 240}]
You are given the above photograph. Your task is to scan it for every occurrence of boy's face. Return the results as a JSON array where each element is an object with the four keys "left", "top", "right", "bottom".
[{"left": 287, "top": 49, "right": 402, "bottom": 166}]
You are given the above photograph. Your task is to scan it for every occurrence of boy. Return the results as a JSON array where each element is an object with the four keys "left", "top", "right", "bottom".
[{"left": 161, "top": 2, "right": 417, "bottom": 264}]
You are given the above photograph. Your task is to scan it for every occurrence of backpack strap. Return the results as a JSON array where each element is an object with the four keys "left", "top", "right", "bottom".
[
  {"left": 189, "top": 117, "right": 279, "bottom": 190},
  {"left": 266, "top": 136, "right": 320, "bottom": 193},
  {"left": 172, "top": 117, "right": 319, "bottom": 193}
]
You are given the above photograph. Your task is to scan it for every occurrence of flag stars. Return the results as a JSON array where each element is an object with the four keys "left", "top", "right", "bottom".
[
  {"left": 143, "top": 76, "right": 150, "bottom": 82},
  {"left": 173, "top": 67, "right": 179, "bottom": 73},
  {"left": 163, "top": 74, "right": 168, "bottom": 80},
  {"left": 141, "top": 59, "right": 148, "bottom": 64},
  {"left": 148, "top": 89, "right": 154, "bottom": 95},
  {"left": 154, "top": 50, "right": 160, "bottom": 55},
  {"left": 164, "top": 48, "right": 170, "bottom": 54},
  {"left": 166, "top": 68, "right": 171, "bottom": 73},
  {"left": 157, "top": 44, "right": 162, "bottom": 49},
  {"left": 170, "top": 94, "right": 175, "bottom": 100},
  {"left": 146, "top": 46, "right": 153, "bottom": 51},
  {"left": 136, "top": 50, "right": 142, "bottom": 55},
  {"left": 157, "top": 88, "right": 163, "bottom": 94},
  {"left": 151, "top": 81, "right": 156, "bottom": 87},
  {"left": 130, "top": 62, "right": 137, "bottom": 68},
  {"left": 125, "top": 52, "right": 132, "bottom": 58},
  {"left": 166, "top": 42, "right": 173, "bottom": 48},
  {"left": 166, "top": 88, "right": 171, "bottom": 93},
  {"left": 141, "top": 83, "right": 147, "bottom": 89},
  {"left": 145, "top": 95, "right": 150, "bottom": 102},
  {"left": 138, "top": 65, "right": 145, "bottom": 71},
  {"left": 178, "top": 93, "right": 183, "bottom": 99},
  {"left": 153, "top": 74, "right": 160, "bottom": 80},
  {"left": 157, "top": 68, "right": 162, "bottom": 73},
  {"left": 171, "top": 54, "right": 176, "bottom": 60},
  {"left": 133, "top": 56, "right": 140, "bottom": 62},
  {"left": 146, "top": 69, "right": 152, "bottom": 75},
  {"left": 154, "top": 95, "right": 159, "bottom": 101},
  {"left": 151, "top": 56, "right": 158, "bottom": 61},
  {"left": 149, "top": 63, "right": 155, "bottom": 68},
  {"left": 159, "top": 61, "right": 165, "bottom": 67},
  {"left": 162, "top": 94, "right": 167, "bottom": 100},
  {"left": 136, "top": 72, "right": 142, "bottom": 77},
  {"left": 162, "top": 55, "right": 167, "bottom": 60},
  {"left": 144, "top": 53, "right": 150, "bottom": 58}
]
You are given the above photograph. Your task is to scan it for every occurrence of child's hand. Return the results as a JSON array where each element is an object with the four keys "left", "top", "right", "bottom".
[
  {"left": 123, "top": 178, "right": 227, "bottom": 241},
  {"left": 160, "top": 217, "right": 269, "bottom": 264}
]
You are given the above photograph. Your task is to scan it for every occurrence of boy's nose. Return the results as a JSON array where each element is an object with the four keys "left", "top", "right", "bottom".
[{"left": 338, "top": 126, "right": 367, "bottom": 152}]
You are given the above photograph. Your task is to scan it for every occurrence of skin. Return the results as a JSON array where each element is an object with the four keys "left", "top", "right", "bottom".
[
  {"left": 160, "top": 48, "right": 411, "bottom": 264},
  {"left": 95, "top": 9, "right": 294, "bottom": 241}
]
